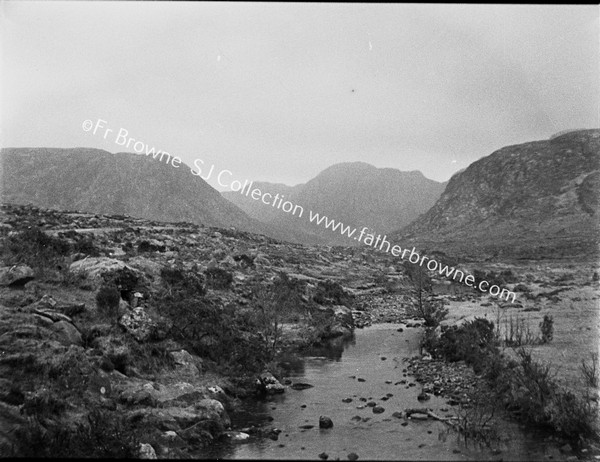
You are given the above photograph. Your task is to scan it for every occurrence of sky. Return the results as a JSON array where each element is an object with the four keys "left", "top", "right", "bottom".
[{"left": 2, "top": 2, "right": 598, "bottom": 190}]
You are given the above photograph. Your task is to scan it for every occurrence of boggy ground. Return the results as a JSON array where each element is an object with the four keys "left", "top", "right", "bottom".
[{"left": 356, "top": 258, "right": 600, "bottom": 460}]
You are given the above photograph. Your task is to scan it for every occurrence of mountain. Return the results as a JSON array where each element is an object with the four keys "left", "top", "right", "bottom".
[
  {"left": 223, "top": 182, "right": 303, "bottom": 225},
  {"left": 223, "top": 162, "right": 446, "bottom": 246},
  {"left": 0, "top": 147, "right": 298, "bottom": 241},
  {"left": 393, "top": 130, "right": 600, "bottom": 259}
]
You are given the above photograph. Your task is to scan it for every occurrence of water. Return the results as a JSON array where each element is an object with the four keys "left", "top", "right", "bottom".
[{"left": 206, "top": 324, "right": 554, "bottom": 460}]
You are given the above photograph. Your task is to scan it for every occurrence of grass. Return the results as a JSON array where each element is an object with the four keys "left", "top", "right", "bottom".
[{"left": 581, "top": 352, "right": 599, "bottom": 388}]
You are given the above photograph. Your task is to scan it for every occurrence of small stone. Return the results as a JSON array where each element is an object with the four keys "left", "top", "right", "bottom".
[
  {"left": 342, "top": 398, "right": 353, "bottom": 403},
  {"left": 291, "top": 382, "right": 314, "bottom": 390},
  {"left": 319, "top": 416, "right": 333, "bottom": 429},
  {"left": 348, "top": 453, "right": 359, "bottom": 461},
  {"left": 318, "top": 452, "right": 329, "bottom": 460},
  {"left": 372, "top": 406, "right": 385, "bottom": 414},
  {"left": 417, "top": 391, "right": 430, "bottom": 402}
]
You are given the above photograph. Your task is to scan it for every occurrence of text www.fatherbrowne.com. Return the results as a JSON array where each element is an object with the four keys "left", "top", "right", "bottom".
[{"left": 307, "top": 211, "right": 517, "bottom": 303}]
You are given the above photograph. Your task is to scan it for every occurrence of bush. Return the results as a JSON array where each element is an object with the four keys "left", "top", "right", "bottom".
[
  {"left": 204, "top": 267, "right": 233, "bottom": 290},
  {"left": 409, "top": 295, "right": 448, "bottom": 328},
  {"left": 96, "top": 284, "right": 121, "bottom": 321},
  {"left": 1, "top": 227, "right": 71, "bottom": 270},
  {"left": 11, "top": 410, "right": 138, "bottom": 458},
  {"left": 312, "top": 280, "right": 353, "bottom": 307},
  {"left": 160, "top": 266, "right": 205, "bottom": 298},
  {"left": 503, "top": 315, "right": 539, "bottom": 346},
  {"left": 539, "top": 315, "right": 554, "bottom": 344},
  {"left": 431, "top": 318, "right": 498, "bottom": 373},
  {"left": 581, "top": 352, "right": 599, "bottom": 388}
]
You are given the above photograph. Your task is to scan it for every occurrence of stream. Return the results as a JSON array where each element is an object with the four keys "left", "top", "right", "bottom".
[{"left": 204, "top": 324, "right": 555, "bottom": 460}]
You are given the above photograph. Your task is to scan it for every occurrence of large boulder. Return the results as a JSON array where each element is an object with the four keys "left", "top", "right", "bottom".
[
  {"left": 317, "top": 305, "right": 355, "bottom": 338},
  {"left": 69, "top": 257, "right": 142, "bottom": 293},
  {"left": 0, "top": 264, "right": 34, "bottom": 287},
  {"left": 50, "top": 320, "right": 83, "bottom": 346},
  {"left": 256, "top": 372, "right": 285, "bottom": 394},
  {"left": 169, "top": 349, "right": 202, "bottom": 379}
]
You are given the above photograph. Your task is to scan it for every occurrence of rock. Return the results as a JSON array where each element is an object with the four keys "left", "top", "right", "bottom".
[
  {"left": 392, "top": 411, "right": 404, "bottom": 419},
  {"left": 342, "top": 398, "right": 353, "bottom": 403},
  {"left": 169, "top": 350, "right": 202, "bottom": 378},
  {"left": 417, "top": 391, "right": 430, "bottom": 402},
  {"left": 291, "top": 382, "right": 314, "bottom": 390},
  {"left": 257, "top": 372, "right": 285, "bottom": 394},
  {"left": 372, "top": 406, "right": 385, "bottom": 414},
  {"left": 0, "top": 264, "right": 34, "bottom": 287},
  {"left": 33, "top": 308, "right": 72, "bottom": 323},
  {"left": 560, "top": 444, "right": 574, "bottom": 454},
  {"left": 254, "top": 254, "right": 270, "bottom": 266},
  {"left": 319, "top": 416, "right": 333, "bottom": 429},
  {"left": 223, "top": 431, "right": 250, "bottom": 442},
  {"left": 318, "top": 452, "right": 329, "bottom": 460},
  {"left": 138, "top": 443, "right": 157, "bottom": 459},
  {"left": 299, "top": 424, "right": 314, "bottom": 429},
  {"left": 410, "top": 413, "right": 428, "bottom": 420},
  {"left": 348, "top": 453, "right": 359, "bottom": 461},
  {"left": 119, "top": 307, "right": 156, "bottom": 342},
  {"left": 69, "top": 257, "right": 132, "bottom": 286},
  {"left": 50, "top": 320, "right": 83, "bottom": 346}
]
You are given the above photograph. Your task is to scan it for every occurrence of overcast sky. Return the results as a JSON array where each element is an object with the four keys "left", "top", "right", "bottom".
[{"left": 2, "top": 2, "right": 598, "bottom": 189}]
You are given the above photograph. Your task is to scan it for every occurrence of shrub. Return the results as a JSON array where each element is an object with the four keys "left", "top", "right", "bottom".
[
  {"left": 409, "top": 295, "right": 448, "bottom": 328},
  {"left": 503, "top": 315, "right": 539, "bottom": 346},
  {"left": 11, "top": 410, "right": 138, "bottom": 458},
  {"left": 313, "top": 280, "right": 353, "bottom": 307},
  {"left": 432, "top": 318, "right": 498, "bottom": 373},
  {"left": 204, "top": 267, "right": 233, "bottom": 290},
  {"left": 1, "top": 227, "right": 71, "bottom": 270},
  {"left": 539, "top": 315, "right": 554, "bottom": 344},
  {"left": 96, "top": 284, "right": 121, "bottom": 321},
  {"left": 160, "top": 266, "right": 205, "bottom": 298},
  {"left": 581, "top": 352, "right": 599, "bottom": 388}
]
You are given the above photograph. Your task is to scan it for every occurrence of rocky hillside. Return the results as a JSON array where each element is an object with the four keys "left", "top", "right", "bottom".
[
  {"left": 394, "top": 130, "right": 600, "bottom": 259},
  {"left": 224, "top": 162, "right": 445, "bottom": 246},
  {"left": 0, "top": 202, "right": 427, "bottom": 457},
  {"left": 0, "top": 148, "right": 310, "bottom": 244}
]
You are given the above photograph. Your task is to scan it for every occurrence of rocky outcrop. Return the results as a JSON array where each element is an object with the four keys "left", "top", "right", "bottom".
[{"left": 0, "top": 264, "right": 34, "bottom": 287}]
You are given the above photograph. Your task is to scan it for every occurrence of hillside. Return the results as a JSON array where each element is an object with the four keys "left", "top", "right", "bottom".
[
  {"left": 394, "top": 130, "right": 600, "bottom": 259},
  {"left": 0, "top": 148, "right": 310, "bottom": 243}
]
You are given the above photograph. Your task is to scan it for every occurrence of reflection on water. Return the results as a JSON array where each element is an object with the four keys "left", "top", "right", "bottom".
[{"left": 204, "top": 324, "right": 557, "bottom": 461}]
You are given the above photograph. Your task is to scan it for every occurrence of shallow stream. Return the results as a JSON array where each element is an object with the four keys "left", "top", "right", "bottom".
[{"left": 205, "top": 324, "right": 555, "bottom": 460}]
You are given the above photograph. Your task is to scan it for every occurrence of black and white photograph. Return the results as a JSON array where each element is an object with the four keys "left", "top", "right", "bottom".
[{"left": 1, "top": 1, "right": 599, "bottom": 459}]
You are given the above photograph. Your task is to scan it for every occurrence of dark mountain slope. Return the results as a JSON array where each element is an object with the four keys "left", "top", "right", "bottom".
[{"left": 394, "top": 130, "right": 600, "bottom": 259}]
